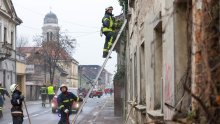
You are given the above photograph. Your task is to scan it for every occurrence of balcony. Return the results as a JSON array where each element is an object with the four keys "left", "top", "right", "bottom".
[{"left": 0, "top": 42, "right": 13, "bottom": 61}]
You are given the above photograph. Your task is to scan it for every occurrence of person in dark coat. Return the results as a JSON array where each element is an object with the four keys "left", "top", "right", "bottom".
[
  {"left": 0, "top": 94, "right": 3, "bottom": 118},
  {"left": 10, "top": 84, "right": 24, "bottom": 124},
  {"left": 57, "top": 84, "right": 83, "bottom": 124},
  {"left": 40, "top": 84, "right": 48, "bottom": 107}
]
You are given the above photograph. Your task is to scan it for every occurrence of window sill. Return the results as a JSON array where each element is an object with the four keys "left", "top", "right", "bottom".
[
  {"left": 127, "top": 100, "right": 138, "bottom": 107},
  {"left": 135, "top": 104, "right": 146, "bottom": 111},
  {"left": 147, "top": 110, "right": 164, "bottom": 119}
]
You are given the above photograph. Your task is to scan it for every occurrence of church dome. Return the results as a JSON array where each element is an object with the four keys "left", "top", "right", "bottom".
[{"left": 44, "top": 11, "right": 58, "bottom": 24}]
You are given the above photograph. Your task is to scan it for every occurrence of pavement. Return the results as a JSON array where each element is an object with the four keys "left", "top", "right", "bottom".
[
  {"left": 0, "top": 94, "right": 123, "bottom": 124},
  {"left": 77, "top": 95, "right": 123, "bottom": 124},
  {"left": 93, "top": 95, "right": 123, "bottom": 124}
]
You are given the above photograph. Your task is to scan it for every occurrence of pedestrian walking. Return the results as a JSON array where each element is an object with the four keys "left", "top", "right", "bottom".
[
  {"left": 0, "top": 83, "right": 10, "bottom": 118},
  {"left": 47, "top": 84, "right": 55, "bottom": 106},
  {"left": 0, "top": 83, "right": 10, "bottom": 100},
  {"left": 57, "top": 84, "right": 83, "bottom": 124},
  {"left": 0, "top": 94, "right": 3, "bottom": 118},
  {"left": 40, "top": 84, "right": 47, "bottom": 107},
  {"left": 110, "top": 88, "right": 113, "bottom": 96},
  {"left": 10, "top": 84, "right": 24, "bottom": 124}
]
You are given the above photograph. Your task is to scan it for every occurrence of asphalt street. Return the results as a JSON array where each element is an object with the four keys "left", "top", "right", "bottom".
[{"left": 0, "top": 95, "right": 110, "bottom": 124}]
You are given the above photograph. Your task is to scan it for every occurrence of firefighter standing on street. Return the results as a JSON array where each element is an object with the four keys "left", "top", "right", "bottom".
[
  {"left": 101, "top": 6, "right": 117, "bottom": 58},
  {"left": 0, "top": 91, "right": 3, "bottom": 118},
  {"left": 57, "top": 84, "right": 83, "bottom": 124},
  {"left": 10, "top": 84, "right": 24, "bottom": 124},
  {"left": 40, "top": 84, "right": 47, "bottom": 107},
  {"left": 0, "top": 83, "right": 10, "bottom": 118},
  {"left": 47, "top": 84, "right": 55, "bottom": 106},
  {"left": 0, "top": 83, "right": 10, "bottom": 100}
]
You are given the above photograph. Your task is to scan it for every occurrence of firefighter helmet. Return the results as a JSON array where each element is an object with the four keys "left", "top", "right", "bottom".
[
  {"left": 10, "top": 84, "right": 18, "bottom": 92},
  {"left": 60, "top": 84, "right": 68, "bottom": 91},
  {"left": 105, "top": 6, "right": 113, "bottom": 11}
]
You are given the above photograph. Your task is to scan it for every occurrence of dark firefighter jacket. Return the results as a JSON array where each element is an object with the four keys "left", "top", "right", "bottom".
[
  {"left": 40, "top": 87, "right": 47, "bottom": 95},
  {"left": 0, "top": 86, "right": 10, "bottom": 100},
  {"left": 102, "top": 12, "right": 116, "bottom": 33},
  {"left": 57, "top": 92, "right": 80, "bottom": 112},
  {"left": 11, "top": 90, "right": 24, "bottom": 117}
]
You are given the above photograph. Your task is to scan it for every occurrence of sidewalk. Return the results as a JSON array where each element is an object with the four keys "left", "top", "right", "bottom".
[{"left": 94, "top": 96, "right": 123, "bottom": 124}]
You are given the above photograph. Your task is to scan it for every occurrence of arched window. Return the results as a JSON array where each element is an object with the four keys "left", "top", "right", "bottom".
[{"left": 50, "top": 32, "right": 53, "bottom": 41}]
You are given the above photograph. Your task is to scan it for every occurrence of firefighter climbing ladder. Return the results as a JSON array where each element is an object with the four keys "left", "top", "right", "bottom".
[{"left": 72, "top": 19, "right": 127, "bottom": 124}]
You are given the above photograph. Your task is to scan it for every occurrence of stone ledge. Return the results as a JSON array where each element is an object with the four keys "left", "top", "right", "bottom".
[
  {"left": 147, "top": 110, "right": 164, "bottom": 120},
  {"left": 135, "top": 104, "right": 146, "bottom": 110}
]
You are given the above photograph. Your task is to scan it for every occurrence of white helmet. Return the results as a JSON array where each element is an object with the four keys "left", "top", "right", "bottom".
[
  {"left": 105, "top": 6, "right": 113, "bottom": 11},
  {"left": 60, "top": 84, "right": 68, "bottom": 91},
  {"left": 10, "top": 84, "right": 18, "bottom": 92}
]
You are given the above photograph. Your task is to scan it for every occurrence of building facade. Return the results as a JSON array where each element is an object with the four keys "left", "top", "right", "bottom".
[
  {"left": 16, "top": 52, "right": 26, "bottom": 97},
  {"left": 78, "top": 65, "right": 112, "bottom": 89},
  {"left": 17, "top": 12, "right": 79, "bottom": 100},
  {"left": 0, "top": 0, "right": 22, "bottom": 90},
  {"left": 119, "top": 0, "right": 220, "bottom": 123}
]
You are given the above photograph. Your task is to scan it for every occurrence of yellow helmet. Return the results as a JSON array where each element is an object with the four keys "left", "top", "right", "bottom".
[
  {"left": 105, "top": 6, "right": 113, "bottom": 11},
  {"left": 60, "top": 84, "right": 68, "bottom": 91}
]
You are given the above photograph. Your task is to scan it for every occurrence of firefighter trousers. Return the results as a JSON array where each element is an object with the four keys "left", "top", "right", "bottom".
[
  {"left": 48, "top": 94, "right": 54, "bottom": 105},
  {"left": 0, "top": 106, "right": 2, "bottom": 118},
  {"left": 103, "top": 31, "right": 115, "bottom": 58},
  {"left": 58, "top": 111, "right": 70, "bottom": 124},
  {"left": 12, "top": 116, "right": 23, "bottom": 124},
  {"left": 41, "top": 94, "right": 47, "bottom": 107}
]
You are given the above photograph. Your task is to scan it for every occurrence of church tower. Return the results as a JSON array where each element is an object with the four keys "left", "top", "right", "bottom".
[{"left": 42, "top": 11, "right": 60, "bottom": 42}]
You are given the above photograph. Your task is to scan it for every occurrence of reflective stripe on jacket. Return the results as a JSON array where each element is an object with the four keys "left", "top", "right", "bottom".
[
  {"left": 0, "top": 87, "right": 4, "bottom": 95},
  {"left": 57, "top": 92, "right": 79, "bottom": 111},
  {"left": 102, "top": 13, "right": 114, "bottom": 33},
  {"left": 40, "top": 87, "right": 47, "bottom": 94}
]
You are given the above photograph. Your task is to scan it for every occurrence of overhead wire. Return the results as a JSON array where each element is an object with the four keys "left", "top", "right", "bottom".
[
  {"left": 13, "top": 1, "right": 100, "bottom": 30},
  {"left": 20, "top": 25, "right": 99, "bottom": 34},
  {"left": 19, "top": 25, "right": 99, "bottom": 38}
]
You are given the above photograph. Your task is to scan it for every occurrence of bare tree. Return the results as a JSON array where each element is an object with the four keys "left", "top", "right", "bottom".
[
  {"left": 33, "top": 33, "right": 76, "bottom": 85},
  {"left": 16, "top": 36, "right": 29, "bottom": 52}
]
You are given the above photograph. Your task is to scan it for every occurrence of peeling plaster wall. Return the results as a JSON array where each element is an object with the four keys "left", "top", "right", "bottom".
[{"left": 126, "top": 0, "right": 190, "bottom": 122}]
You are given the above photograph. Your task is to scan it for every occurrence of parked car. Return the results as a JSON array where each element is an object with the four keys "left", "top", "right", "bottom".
[
  {"left": 89, "top": 89, "right": 103, "bottom": 98},
  {"left": 51, "top": 87, "right": 81, "bottom": 113},
  {"left": 104, "top": 88, "right": 111, "bottom": 95}
]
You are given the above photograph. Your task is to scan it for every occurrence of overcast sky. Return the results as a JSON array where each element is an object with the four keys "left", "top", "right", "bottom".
[{"left": 12, "top": 0, "right": 122, "bottom": 74}]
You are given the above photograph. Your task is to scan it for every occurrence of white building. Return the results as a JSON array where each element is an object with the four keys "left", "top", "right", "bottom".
[{"left": 0, "top": 0, "right": 22, "bottom": 90}]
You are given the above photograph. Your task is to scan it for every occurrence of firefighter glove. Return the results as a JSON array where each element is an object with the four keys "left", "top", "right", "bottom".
[
  {"left": 20, "top": 95, "right": 25, "bottom": 100},
  {"left": 79, "top": 98, "right": 83, "bottom": 102},
  {"left": 64, "top": 109, "right": 69, "bottom": 113}
]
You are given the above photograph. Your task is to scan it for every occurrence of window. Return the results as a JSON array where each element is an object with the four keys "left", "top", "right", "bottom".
[
  {"left": 11, "top": 31, "right": 14, "bottom": 45},
  {"left": 47, "top": 32, "right": 49, "bottom": 41},
  {"left": 0, "top": 23, "right": 2, "bottom": 42},
  {"left": 174, "top": 1, "right": 190, "bottom": 110},
  {"left": 140, "top": 43, "right": 146, "bottom": 105},
  {"left": 4, "top": 27, "right": 7, "bottom": 43},
  {"left": 50, "top": 32, "right": 53, "bottom": 41},
  {"left": 129, "top": 59, "right": 133, "bottom": 100},
  {"left": 154, "top": 21, "right": 162, "bottom": 110},
  {"left": 134, "top": 52, "right": 137, "bottom": 99}
]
